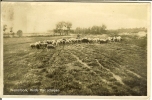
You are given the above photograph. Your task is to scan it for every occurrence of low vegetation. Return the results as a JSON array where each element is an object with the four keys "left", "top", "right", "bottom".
[{"left": 4, "top": 34, "right": 147, "bottom": 95}]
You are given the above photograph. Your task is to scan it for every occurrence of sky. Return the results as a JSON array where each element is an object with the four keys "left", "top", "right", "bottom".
[{"left": 1, "top": 2, "right": 150, "bottom": 33}]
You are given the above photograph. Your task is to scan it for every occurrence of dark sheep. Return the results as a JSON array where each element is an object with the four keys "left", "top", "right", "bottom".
[
  {"left": 47, "top": 44, "right": 55, "bottom": 49},
  {"left": 99, "top": 39, "right": 108, "bottom": 44},
  {"left": 82, "top": 39, "right": 89, "bottom": 43},
  {"left": 30, "top": 44, "right": 36, "bottom": 48},
  {"left": 39, "top": 43, "right": 48, "bottom": 49},
  {"left": 36, "top": 43, "right": 40, "bottom": 49}
]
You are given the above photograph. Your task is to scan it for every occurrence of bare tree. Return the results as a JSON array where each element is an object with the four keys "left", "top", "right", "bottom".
[
  {"left": 55, "top": 21, "right": 72, "bottom": 35},
  {"left": 10, "top": 27, "right": 13, "bottom": 32},
  {"left": 10, "top": 27, "right": 15, "bottom": 37},
  {"left": 3, "top": 25, "right": 7, "bottom": 33},
  {"left": 56, "top": 22, "right": 64, "bottom": 35},
  {"left": 66, "top": 22, "right": 72, "bottom": 35},
  {"left": 101, "top": 24, "right": 107, "bottom": 30}
]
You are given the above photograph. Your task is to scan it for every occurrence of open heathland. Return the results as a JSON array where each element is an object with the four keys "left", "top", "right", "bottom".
[{"left": 3, "top": 34, "right": 147, "bottom": 95}]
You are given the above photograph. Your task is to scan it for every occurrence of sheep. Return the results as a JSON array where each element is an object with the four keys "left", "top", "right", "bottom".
[
  {"left": 77, "top": 39, "right": 82, "bottom": 44},
  {"left": 65, "top": 39, "right": 71, "bottom": 45},
  {"left": 30, "top": 36, "right": 122, "bottom": 50},
  {"left": 35, "top": 42, "right": 41, "bottom": 49},
  {"left": 57, "top": 39, "right": 64, "bottom": 45},
  {"left": 47, "top": 44, "right": 55, "bottom": 49},
  {"left": 99, "top": 39, "right": 108, "bottom": 44},
  {"left": 88, "top": 38, "right": 94, "bottom": 43},
  {"left": 56, "top": 39, "right": 62, "bottom": 46},
  {"left": 39, "top": 42, "right": 48, "bottom": 49},
  {"left": 32, "top": 41, "right": 47, "bottom": 49},
  {"left": 69, "top": 38, "right": 77, "bottom": 44},
  {"left": 73, "top": 39, "right": 78, "bottom": 44},
  {"left": 107, "top": 37, "right": 113, "bottom": 42},
  {"left": 62, "top": 39, "right": 67, "bottom": 45},
  {"left": 81, "top": 38, "right": 89, "bottom": 43},
  {"left": 116, "top": 36, "right": 122, "bottom": 42},
  {"left": 96, "top": 38, "right": 100, "bottom": 42},
  {"left": 112, "top": 36, "right": 117, "bottom": 42},
  {"left": 46, "top": 40, "right": 53, "bottom": 44},
  {"left": 30, "top": 43, "right": 36, "bottom": 48},
  {"left": 92, "top": 38, "right": 99, "bottom": 43}
]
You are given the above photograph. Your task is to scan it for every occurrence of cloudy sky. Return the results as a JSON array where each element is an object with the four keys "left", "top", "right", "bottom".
[{"left": 2, "top": 2, "right": 150, "bottom": 33}]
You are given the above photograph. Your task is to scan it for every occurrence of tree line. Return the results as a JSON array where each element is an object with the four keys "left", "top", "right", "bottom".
[
  {"left": 3, "top": 21, "right": 147, "bottom": 38},
  {"left": 75, "top": 24, "right": 107, "bottom": 34},
  {"left": 3, "top": 25, "right": 23, "bottom": 37},
  {"left": 53, "top": 22, "right": 107, "bottom": 35}
]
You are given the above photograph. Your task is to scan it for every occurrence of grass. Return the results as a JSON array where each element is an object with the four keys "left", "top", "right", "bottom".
[{"left": 3, "top": 34, "right": 147, "bottom": 95}]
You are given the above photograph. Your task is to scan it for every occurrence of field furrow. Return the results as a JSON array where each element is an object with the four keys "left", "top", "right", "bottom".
[{"left": 4, "top": 35, "right": 147, "bottom": 95}]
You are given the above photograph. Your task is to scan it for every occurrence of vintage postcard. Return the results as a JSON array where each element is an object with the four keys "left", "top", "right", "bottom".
[{"left": 0, "top": 2, "right": 151, "bottom": 99}]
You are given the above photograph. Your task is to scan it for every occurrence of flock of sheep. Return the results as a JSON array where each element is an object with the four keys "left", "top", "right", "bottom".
[{"left": 30, "top": 36, "right": 122, "bottom": 49}]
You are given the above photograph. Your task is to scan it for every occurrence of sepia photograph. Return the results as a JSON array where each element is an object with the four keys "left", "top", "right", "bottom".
[{"left": 1, "top": 2, "right": 150, "bottom": 96}]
